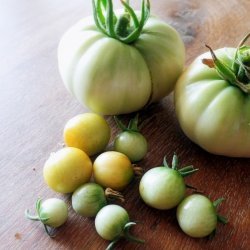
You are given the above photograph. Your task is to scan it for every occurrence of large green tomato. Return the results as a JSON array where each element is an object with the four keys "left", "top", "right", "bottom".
[
  {"left": 58, "top": 2, "right": 185, "bottom": 115},
  {"left": 175, "top": 48, "right": 250, "bottom": 157}
]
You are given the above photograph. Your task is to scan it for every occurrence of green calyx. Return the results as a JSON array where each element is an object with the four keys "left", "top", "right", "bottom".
[
  {"left": 163, "top": 153, "right": 199, "bottom": 179},
  {"left": 202, "top": 33, "right": 250, "bottom": 94},
  {"left": 213, "top": 198, "right": 228, "bottom": 225},
  {"left": 92, "top": 0, "right": 150, "bottom": 44},
  {"left": 209, "top": 198, "right": 228, "bottom": 239},
  {"left": 25, "top": 198, "right": 54, "bottom": 237},
  {"left": 114, "top": 113, "right": 140, "bottom": 133},
  {"left": 106, "top": 222, "right": 145, "bottom": 250}
]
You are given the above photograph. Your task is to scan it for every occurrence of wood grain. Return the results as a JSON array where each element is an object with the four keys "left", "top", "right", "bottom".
[{"left": 0, "top": 0, "right": 249, "bottom": 249}]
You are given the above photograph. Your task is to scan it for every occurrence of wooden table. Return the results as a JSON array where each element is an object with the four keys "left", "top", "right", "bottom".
[{"left": 1, "top": 0, "right": 249, "bottom": 249}]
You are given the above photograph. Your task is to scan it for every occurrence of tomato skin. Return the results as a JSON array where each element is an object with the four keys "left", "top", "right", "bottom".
[
  {"left": 139, "top": 167, "right": 186, "bottom": 209},
  {"left": 43, "top": 147, "right": 92, "bottom": 193},
  {"left": 95, "top": 205, "right": 129, "bottom": 241},
  {"left": 176, "top": 194, "right": 218, "bottom": 238},
  {"left": 175, "top": 48, "right": 250, "bottom": 157},
  {"left": 114, "top": 131, "right": 148, "bottom": 162},
  {"left": 93, "top": 151, "right": 134, "bottom": 191},
  {"left": 58, "top": 14, "right": 185, "bottom": 115},
  {"left": 63, "top": 113, "right": 110, "bottom": 156}
]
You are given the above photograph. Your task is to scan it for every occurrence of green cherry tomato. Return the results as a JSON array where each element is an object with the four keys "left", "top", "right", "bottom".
[
  {"left": 114, "top": 131, "right": 148, "bottom": 162},
  {"left": 95, "top": 205, "right": 129, "bottom": 241},
  {"left": 25, "top": 198, "right": 68, "bottom": 237},
  {"left": 39, "top": 198, "right": 68, "bottom": 228},
  {"left": 139, "top": 154, "right": 198, "bottom": 209},
  {"left": 114, "top": 115, "right": 148, "bottom": 162},
  {"left": 72, "top": 183, "right": 124, "bottom": 217},
  {"left": 177, "top": 194, "right": 228, "bottom": 238},
  {"left": 72, "top": 183, "right": 107, "bottom": 217},
  {"left": 95, "top": 205, "right": 144, "bottom": 249}
]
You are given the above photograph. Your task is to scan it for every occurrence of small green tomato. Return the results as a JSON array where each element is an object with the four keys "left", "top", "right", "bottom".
[
  {"left": 139, "top": 154, "right": 198, "bottom": 209},
  {"left": 177, "top": 194, "right": 228, "bottom": 238},
  {"left": 25, "top": 198, "right": 68, "bottom": 237},
  {"left": 72, "top": 183, "right": 124, "bottom": 217},
  {"left": 95, "top": 205, "right": 144, "bottom": 249},
  {"left": 114, "top": 114, "right": 148, "bottom": 162}
]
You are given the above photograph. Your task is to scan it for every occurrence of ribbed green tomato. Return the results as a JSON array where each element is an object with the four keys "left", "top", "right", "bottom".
[
  {"left": 58, "top": 4, "right": 185, "bottom": 115},
  {"left": 175, "top": 48, "right": 250, "bottom": 157}
]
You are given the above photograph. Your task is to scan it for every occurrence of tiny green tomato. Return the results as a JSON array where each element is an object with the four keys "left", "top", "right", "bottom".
[
  {"left": 95, "top": 205, "right": 144, "bottom": 249},
  {"left": 25, "top": 198, "right": 68, "bottom": 237},
  {"left": 177, "top": 194, "right": 228, "bottom": 238},
  {"left": 114, "top": 114, "right": 148, "bottom": 162},
  {"left": 139, "top": 154, "right": 198, "bottom": 209},
  {"left": 72, "top": 183, "right": 124, "bottom": 217}
]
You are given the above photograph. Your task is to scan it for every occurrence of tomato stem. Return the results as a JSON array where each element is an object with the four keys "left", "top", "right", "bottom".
[
  {"left": 106, "top": 237, "right": 120, "bottom": 250},
  {"left": 25, "top": 209, "right": 40, "bottom": 221},
  {"left": 203, "top": 33, "right": 250, "bottom": 94},
  {"left": 133, "top": 164, "right": 143, "bottom": 176},
  {"left": 93, "top": 0, "right": 150, "bottom": 44},
  {"left": 105, "top": 188, "right": 125, "bottom": 203},
  {"left": 124, "top": 222, "right": 145, "bottom": 244}
]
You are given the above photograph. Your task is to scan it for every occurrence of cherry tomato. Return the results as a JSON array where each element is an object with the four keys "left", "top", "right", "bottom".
[
  {"left": 139, "top": 154, "right": 198, "bottom": 209},
  {"left": 43, "top": 147, "right": 92, "bottom": 193},
  {"left": 93, "top": 151, "right": 134, "bottom": 191},
  {"left": 63, "top": 113, "right": 111, "bottom": 156},
  {"left": 177, "top": 194, "right": 228, "bottom": 238}
]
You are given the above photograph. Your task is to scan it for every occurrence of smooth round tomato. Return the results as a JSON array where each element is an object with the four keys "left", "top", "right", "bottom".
[
  {"left": 93, "top": 151, "right": 134, "bottom": 191},
  {"left": 175, "top": 48, "right": 250, "bottom": 157},
  {"left": 139, "top": 167, "right": 186, "bottom": 209},
  {"left": 139, "top": 154, "right": 198, "bottom": 210},
  {"left": 114, "top": 131, "right": 148, "bottom": 162},
  {"left": 63, "top": 113, "right": 110, "bottom": 156},
  {"left": 72, "top": 183, "right": 107, "bottom": 217},
  {"left": 58, "top": 2, "right": 185, "bottom": 115},
  {"left": 43, "top": 147, "right": 92, "bottom": 193},
  {"left": 176, "top": 194, "right": 218, "bottom": 238},
  {"left": 95, "top": 205, "right": 129, "bottom": 241},
  {"left": 39, "top": 198, "right": 68, "bottom": 228}
]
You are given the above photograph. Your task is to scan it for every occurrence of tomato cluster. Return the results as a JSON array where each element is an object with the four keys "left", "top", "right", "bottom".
[
  {"left": 26, "top": 112, "right": 227, "bottom": 246},
  {"left": 26, "top": 113, "right": 147, "bottom": 246}
]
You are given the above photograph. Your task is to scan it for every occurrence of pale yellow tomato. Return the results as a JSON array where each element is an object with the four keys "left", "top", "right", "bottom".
[
  {"left": 63, "top": 113, "right": 111, "bottom": 156},
  {"left": 43, "top": 147, "right": 92, "bottom": 193},
  {"left": 93, "top": 151, "right": 134, "bottom": 191}
]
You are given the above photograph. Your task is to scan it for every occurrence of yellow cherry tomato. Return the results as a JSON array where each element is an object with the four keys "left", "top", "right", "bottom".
[
  {"left": 43, "top": 147, "right": 92, "bottom": 193},
  {"left": 63, "top": 113, "right": 111, "bottom": 156},
  {"left": 93, "top": 151, "right": 134, "bottom": 191}
]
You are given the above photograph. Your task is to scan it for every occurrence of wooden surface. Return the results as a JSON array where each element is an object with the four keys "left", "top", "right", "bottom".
[{"left": 0, "top": 0, "right": 249, "bottom": 249}]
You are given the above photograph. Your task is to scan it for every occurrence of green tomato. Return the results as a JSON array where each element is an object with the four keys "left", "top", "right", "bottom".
[
  {"left": 95, "top": 205, "right": 129, "bottom": 241},
  {"left": 140, "top": 167, "right": 185, "bottom": 209},
  {"left": 114, "top": 131, "right": 148, "bottom": 162},
  {"left": 175, "top": 47, "right": 250, "bottom": 157},
  {"left": 39, "top": 198, "right": 68, "bottom": 228},
  {"left": 72, "top": 183, "right": 107, "bottom": 217},
  {"left": 58, "top": 3, "right": 185, "bottom": 115},
  {"left": 139, "top": 154, "right": 198, "bottom": 210},
  {"left": 176, "top": 194, "right": 227, "bottom": 238},
  {"left": 25, "top": 198, "right": 68, "bottom": 237}
]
